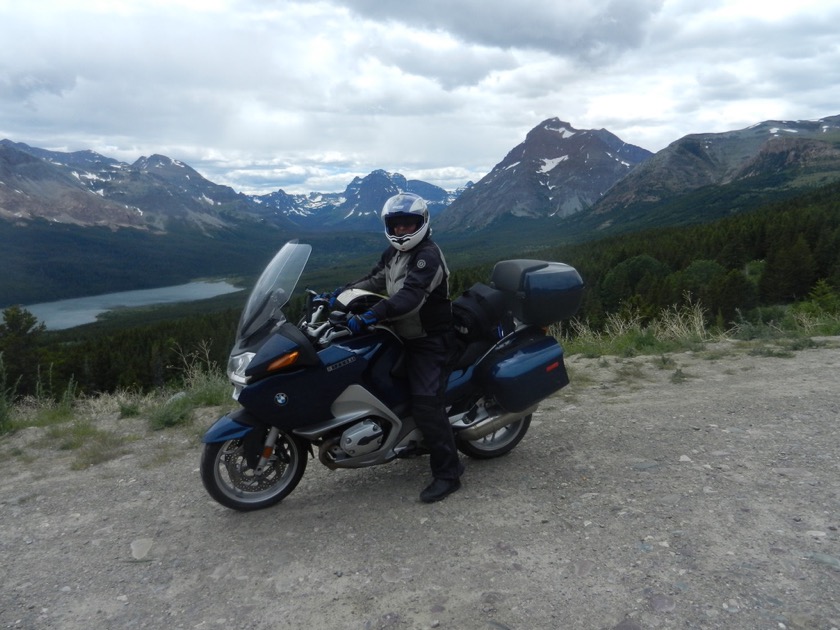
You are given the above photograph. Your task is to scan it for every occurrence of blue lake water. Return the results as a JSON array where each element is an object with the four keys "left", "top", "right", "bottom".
[{"left": 24, "top": 281, "right": 244, "bottom": 330}]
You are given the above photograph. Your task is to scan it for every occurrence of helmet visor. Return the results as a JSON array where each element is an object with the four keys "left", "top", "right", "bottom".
[{"left": 385, "top": 214, "right": 423, "bottom": 236}]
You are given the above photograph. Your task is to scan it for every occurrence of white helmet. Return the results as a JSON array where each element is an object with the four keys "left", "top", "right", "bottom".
[{"left": 381, "top": 193, "right": 430, "bottom": 252}]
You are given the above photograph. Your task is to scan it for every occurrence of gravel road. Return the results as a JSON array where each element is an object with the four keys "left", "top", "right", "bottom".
[{"left": 2, "top": 339, "right": 839, "bottom": 630}]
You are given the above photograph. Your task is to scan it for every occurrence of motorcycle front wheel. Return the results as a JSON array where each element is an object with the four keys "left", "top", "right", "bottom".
[
  {"left": 456, "top": 414, "right": 531, "bottom": 459},
  {"left": 200, "top": 431, "right": 307, "bottom": 511}
]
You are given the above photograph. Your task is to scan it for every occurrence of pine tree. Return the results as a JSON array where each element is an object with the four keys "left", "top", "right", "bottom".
[{"left": 0, "top": 306, "right": 47, "bottom": 397}]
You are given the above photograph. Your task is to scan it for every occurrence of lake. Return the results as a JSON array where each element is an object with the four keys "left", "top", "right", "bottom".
[{"left": 24, "top": 281, "right": 244, "bottom": 330}]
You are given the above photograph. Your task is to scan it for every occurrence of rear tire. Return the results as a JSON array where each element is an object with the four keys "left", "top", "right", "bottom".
[
  {"left": 200, "top": 431, "right": 307, "bottom": 511},
  {"left": 456, "top": 414, "right": 531, "bottom": 459}
]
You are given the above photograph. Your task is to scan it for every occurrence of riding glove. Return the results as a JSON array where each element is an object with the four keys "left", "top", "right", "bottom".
[
  {"left": 328, "top": 287, "right": 343, "bottom": 307},
  {"left": 317, "top": 287, "right": 343, "bottom": 307},
  {"left": 347, "top": 310, "right": 377, "bottom": 334}
]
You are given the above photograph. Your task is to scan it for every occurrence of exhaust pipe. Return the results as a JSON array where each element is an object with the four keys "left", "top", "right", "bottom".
[{"left": 454, "top": 404, "right": 538, "bottom": 441}]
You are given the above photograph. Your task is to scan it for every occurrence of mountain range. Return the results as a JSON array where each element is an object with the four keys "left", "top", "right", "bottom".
[
  {"left": 1, "top": 114, "right": 839, "bottom": 306},
  {"left": 0, "top": 141, "right": 455, "bottom": 234},
  {"left": 591, "top": 116, "right": 840, "bottom": 221},
  {"left": 3, "top": 115, "right": 839, "bottom": 238}
]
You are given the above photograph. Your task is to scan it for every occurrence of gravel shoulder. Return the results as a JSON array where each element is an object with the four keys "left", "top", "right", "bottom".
[{"left": 2, "top": 339, "right": 840, "bottom": 630}]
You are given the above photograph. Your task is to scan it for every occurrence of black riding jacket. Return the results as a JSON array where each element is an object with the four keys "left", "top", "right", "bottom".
[{"left": 348, "top": 236, "right": 452, "bottom": 339}]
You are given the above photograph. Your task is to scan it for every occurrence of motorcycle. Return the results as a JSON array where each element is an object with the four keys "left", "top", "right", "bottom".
[{"left": 200, "top": 240, "right": 584, "bottom": 511}]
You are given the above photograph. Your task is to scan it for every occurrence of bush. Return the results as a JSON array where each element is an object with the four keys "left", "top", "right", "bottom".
[
  {"left": 562, "top": 300, "right": 712, "bottom": 358},
  {"left": 148, "top": 393, "right": 195, "bottom": 430},
  {"left": 0, "top": 354, "right": 18, "bottom": 434}
]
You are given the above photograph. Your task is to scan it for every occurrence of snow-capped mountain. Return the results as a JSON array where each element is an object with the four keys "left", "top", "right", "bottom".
[
  {"left": 3, "top": 114, "right": 838, "bottom": 238},
  {"left": 254, "top": 170, "right": 455, "bottom": 231},
  {"left": 0, "top": 141, "right": 453, "bottom": 233},
  {"left": 0, "top": 140, "right": 269, "bottom": 232},
  {"left": 435, "top": 118, "right": 653, "bottom": 231},
  {"left": 590, "top": 115, "right": 840, "bottom": 217}
]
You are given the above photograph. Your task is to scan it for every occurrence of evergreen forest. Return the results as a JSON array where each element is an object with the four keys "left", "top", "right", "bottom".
[{"left": 2, "top": 181, "right": 839, "bottom": 400}]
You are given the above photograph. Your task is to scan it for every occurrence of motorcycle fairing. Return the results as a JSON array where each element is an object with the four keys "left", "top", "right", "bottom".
[
  {"left": 237, "top": 328, "right": 410, "bottom": 431},
  {"left": 202, "top": 408, "right": 259, "bottom": 443},
  {"left": 245, "top": 322, "right": 321, "bottom": 379}
]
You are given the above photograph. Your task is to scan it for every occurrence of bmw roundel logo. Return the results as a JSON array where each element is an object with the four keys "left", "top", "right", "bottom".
[{"left": 274, "top": 393, "right": 289, "bottom": 406}]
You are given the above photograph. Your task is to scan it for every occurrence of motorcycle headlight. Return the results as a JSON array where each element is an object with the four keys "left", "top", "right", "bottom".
[{"left": 227, "top": 352, "right": 255, "bottom": 388}]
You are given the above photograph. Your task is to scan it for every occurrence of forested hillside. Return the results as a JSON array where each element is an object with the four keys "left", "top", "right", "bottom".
[
  {"left": 556, "top": 181, "right": 840, "bottom": 327},
  {"left": 2, "top": 181, "right": 839, "bottom": 398}
]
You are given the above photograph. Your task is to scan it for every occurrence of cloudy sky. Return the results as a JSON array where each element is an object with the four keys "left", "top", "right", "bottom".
[{"left": 2, "top": 0, "right": 838, "bottom": 195}]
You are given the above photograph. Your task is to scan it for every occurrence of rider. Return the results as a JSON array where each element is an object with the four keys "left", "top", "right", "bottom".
[{"left": 340, "top": 192, "right": 463, "bottom": 503}]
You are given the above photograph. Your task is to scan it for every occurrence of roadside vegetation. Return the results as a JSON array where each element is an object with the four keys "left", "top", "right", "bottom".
[
  {"left": 0, "top": 342, "right": 233, "bottom": 470},
  {"left": 3, "top": 288, "right": 839, "bottom": 471},
  {"left": 558, "top": 285, "right": 840, "bottom": 358}
]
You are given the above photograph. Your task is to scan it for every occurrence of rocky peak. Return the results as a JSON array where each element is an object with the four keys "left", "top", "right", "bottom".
[{"left": 436, "top": 118, "right": 653, "bottom": 231}]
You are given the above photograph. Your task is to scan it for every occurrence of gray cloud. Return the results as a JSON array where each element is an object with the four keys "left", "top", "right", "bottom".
[
  {"left": 335, "top": 0, "right": 664, "bottom": 62},
  {"left": 1, "top": 1, "right": 837, "bottom": 194}
]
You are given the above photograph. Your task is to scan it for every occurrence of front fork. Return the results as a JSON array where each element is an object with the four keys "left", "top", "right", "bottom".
[{"left": 253, "top": 427, "right": 280, "bottom": 474}]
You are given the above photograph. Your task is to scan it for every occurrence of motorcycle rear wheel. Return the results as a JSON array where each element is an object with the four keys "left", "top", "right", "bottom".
[
  {"left": 201, "top": 432, "right": 307, "bottom": 511},
  {"left": 456, "top": 414, "right": 531, "bottom": 459}
]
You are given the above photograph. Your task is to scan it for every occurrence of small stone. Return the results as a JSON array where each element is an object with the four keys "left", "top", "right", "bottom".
[
  {"left": 633, "top": 461, "right": 660, "bottom": 471},
  {"left": 648, "top": 594, "right": 675, "bottom": 613},
  {"left": 806, "top": 552, "right": 840, "bottom": 571},
  {"left": 130, "top": 538, "right": 153, "bottom": 560},
  {"left": 722, "top": 599, "right": 740, "bottom": 613}
]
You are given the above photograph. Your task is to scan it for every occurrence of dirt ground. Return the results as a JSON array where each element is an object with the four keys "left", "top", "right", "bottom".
[{"left": 2, "top": 339, "right": 840, "bottom": 630}]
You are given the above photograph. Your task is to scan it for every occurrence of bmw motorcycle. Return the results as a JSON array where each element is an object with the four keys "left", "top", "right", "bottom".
[{"left": 200, "top": 240, "right": 584, "bottom": 511}]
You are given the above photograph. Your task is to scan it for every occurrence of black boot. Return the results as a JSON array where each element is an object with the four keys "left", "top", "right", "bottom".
[{"left": 420, "top": 478, "right": 461, "bottom": 503}]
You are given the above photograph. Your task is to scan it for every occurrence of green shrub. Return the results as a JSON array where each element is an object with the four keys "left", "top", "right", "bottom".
[
  {"left": 119, "top": 400, "right": 142, "bottom": 418},
  {"left": 0, "top": 354, "right": 18, "bottom": 434},
  {"left": 562, "top": 300, "right": 713, "bottom": 358},
  {"left": 173, "top": 341, "right": 231, "bottom": 407},
  {"left": 148, "top": 393, "right": 195, "bottom": 430}
]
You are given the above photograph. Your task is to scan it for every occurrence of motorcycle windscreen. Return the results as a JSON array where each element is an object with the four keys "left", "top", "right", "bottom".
[{"left": 482, "top": 336, "right": 569, "bottom": 412}]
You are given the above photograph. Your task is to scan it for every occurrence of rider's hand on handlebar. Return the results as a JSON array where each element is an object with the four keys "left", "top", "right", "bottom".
[
  {"left": 318, "top": 287, "right": 343, "bottom": 307},
  {"left": 347, "top": 310, "right": 377, "bottom": 334}
]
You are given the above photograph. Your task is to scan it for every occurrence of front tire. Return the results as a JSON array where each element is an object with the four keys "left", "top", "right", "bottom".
[
  {"left": 200, "top": 431, "right": 307, "bottom": 511},
  {"left": 456, "top": 414, "right": 531, "bottom": 459}
]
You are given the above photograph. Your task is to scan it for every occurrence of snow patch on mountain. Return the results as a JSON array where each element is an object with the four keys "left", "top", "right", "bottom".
[{"left": 539, "top": 156, "right": 568, "bottom": 173}]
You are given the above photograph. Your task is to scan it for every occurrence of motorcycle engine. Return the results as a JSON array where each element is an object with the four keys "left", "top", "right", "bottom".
[{"left": 340, "top": 419, "right": 384, "bottom": 457}]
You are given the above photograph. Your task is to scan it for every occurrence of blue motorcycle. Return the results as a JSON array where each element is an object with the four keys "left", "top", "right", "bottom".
[{"left": 201, "top": 240, "right": 583, "bottom": 511}]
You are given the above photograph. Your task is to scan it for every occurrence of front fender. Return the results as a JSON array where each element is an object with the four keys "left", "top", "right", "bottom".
[{"left": 202, "top": 408, "right": 259, "bottom": 443}]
